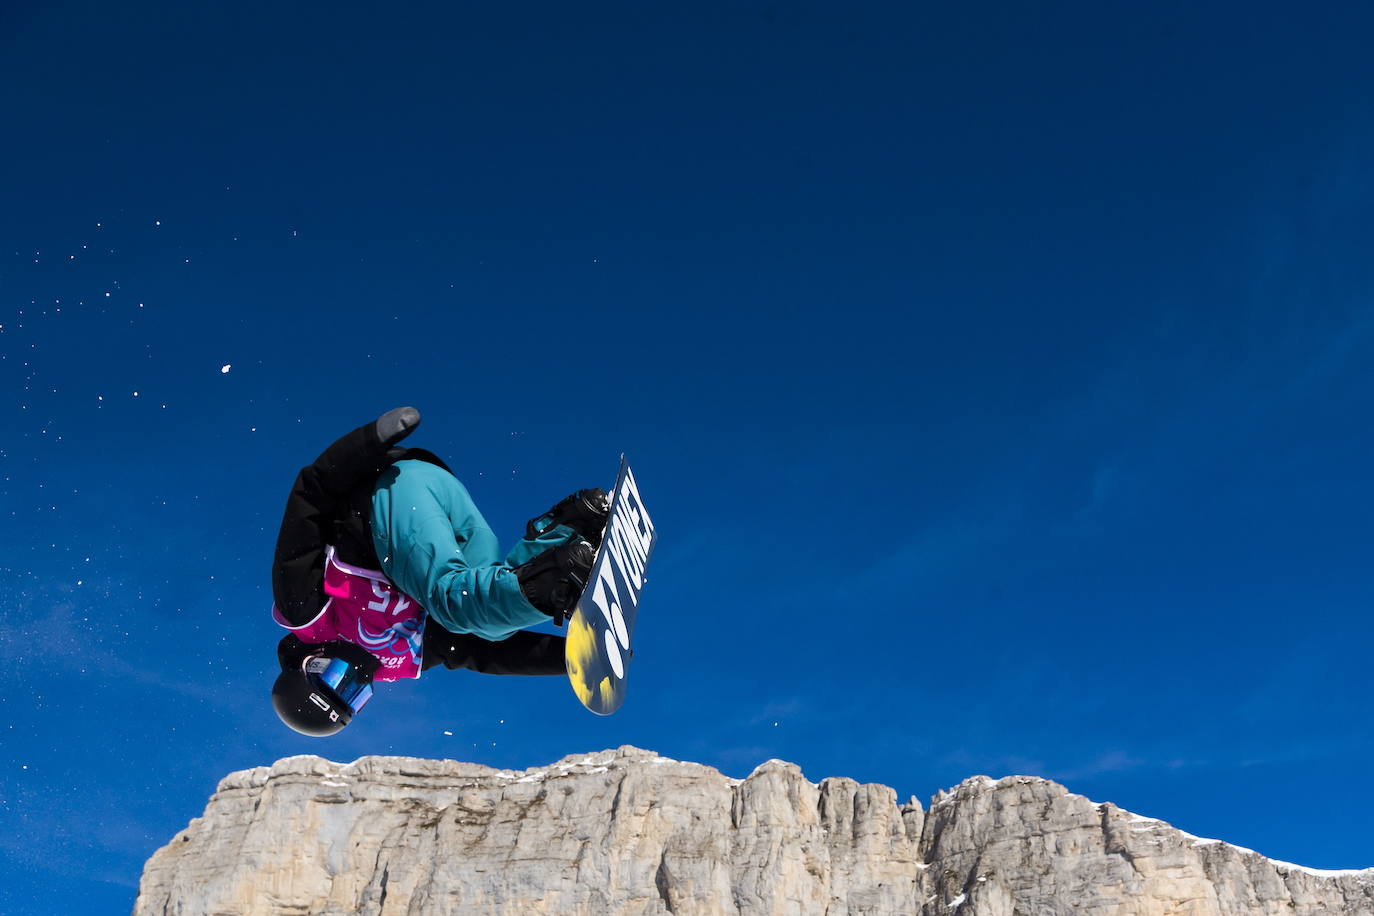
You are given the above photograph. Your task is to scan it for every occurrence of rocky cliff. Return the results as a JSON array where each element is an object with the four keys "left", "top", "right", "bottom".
[{"left": 134, "top": 746, "right": 1373, "bottom": 915}]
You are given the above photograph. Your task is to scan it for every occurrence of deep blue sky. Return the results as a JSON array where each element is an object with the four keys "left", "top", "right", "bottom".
[{"left": 3, "top": 1, "right": 1374, "bottom": 911}]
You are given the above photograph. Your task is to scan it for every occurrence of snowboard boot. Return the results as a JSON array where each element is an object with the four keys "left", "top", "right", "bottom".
[
  {"left": 515, "top": 538, "right": 595, "bottom": 626},
  {"left": 375, "top": 407, "right": 420, "bottom": 447},
  {"left": 526, "top": 488, "right": 610, "bottom": 548}
]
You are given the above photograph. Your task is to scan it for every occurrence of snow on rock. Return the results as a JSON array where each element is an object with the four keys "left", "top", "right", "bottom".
[{"left": 1267, "top": 859, "right": 1374, "bottom": 878}]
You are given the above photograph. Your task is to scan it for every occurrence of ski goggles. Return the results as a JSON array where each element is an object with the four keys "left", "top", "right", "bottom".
[{"left": 304, "top": 655, "right": 374, "bottom": 715}]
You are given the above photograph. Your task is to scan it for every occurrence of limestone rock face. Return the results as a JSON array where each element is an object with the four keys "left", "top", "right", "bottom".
[{"left": 133, "top": 747, "right": 1373, "bottom": 915}]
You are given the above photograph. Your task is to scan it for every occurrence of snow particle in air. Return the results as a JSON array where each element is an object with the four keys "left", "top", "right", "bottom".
[
  {"left": 220, "top": 364, "right": 231, "bottom": 374},
  {"left": 443, "top": 730, "right": 453, "bottom": 736}
]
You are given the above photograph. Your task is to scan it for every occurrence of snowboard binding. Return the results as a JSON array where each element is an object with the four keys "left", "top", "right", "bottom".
[
  {"left": 515, "top": 538, "right": 595, "bottom": 626},
  {"left": 526, "top": 488, "right": 610, "bottom": 548}
]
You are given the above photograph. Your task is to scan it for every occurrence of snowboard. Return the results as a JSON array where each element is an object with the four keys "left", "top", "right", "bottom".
[{"left": 565, "top": 458, "right": 656, "bottom": 715}]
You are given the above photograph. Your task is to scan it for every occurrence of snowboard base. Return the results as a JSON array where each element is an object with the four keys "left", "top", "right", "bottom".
[{"left": 564, "top": 458, "right": 656, "bottom": 716}]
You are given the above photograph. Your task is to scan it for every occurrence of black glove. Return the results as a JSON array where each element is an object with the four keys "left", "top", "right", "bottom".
[
  {"left": 277, "top": 634, "right": 315, "bottom": 671},
  {"left": 375, "top": 407, "right": 420, "bottom": 447}
]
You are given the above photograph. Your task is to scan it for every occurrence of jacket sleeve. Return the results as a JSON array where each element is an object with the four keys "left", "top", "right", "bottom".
[
  {"left": 421, "top": 629, "right": 568, "bottom": 676},
  {"left": 271, "top": 421, "right": 393, "bottom": 626}
]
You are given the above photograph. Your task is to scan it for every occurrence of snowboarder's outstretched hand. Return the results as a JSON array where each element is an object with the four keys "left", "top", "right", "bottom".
[{"left": 375, "top": 407, "right": 420, "bottom": 447}]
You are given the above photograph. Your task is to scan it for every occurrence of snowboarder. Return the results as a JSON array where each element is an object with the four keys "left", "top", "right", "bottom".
[{"left": 270, "top": 408, "right": 609, "bottom": 736}]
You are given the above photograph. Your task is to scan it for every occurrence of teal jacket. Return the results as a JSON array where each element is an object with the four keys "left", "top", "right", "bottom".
[{"left": 370, "top": 460, "right": 568, "bottom": 641}]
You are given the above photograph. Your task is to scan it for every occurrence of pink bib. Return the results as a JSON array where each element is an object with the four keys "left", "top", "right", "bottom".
[{"left": 272, "top": 547, "right": 426, "bottom": 681}]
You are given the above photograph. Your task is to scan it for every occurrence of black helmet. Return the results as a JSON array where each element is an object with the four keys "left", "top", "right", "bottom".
[{"left": 271, "top": 638, "right": 379, "bottom": 737}]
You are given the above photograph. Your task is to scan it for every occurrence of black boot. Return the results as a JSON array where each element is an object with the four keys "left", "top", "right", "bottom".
[
  {"left": 515, "top": 539, "right": 595, "bottom": 626},
  {"left": 375, "top": 407, "right": 420, "bottom": 447},
  {"left": 526, "top": 488, "right": 609, "bottom": 548}
]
